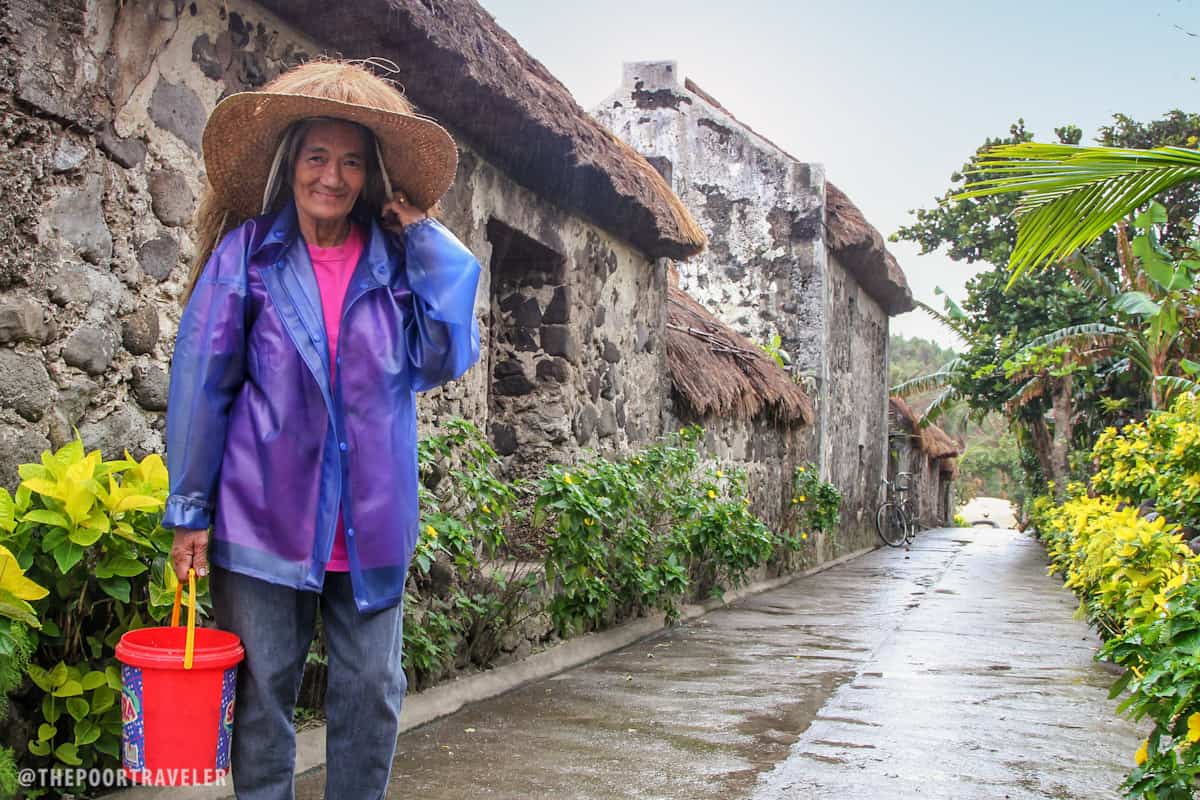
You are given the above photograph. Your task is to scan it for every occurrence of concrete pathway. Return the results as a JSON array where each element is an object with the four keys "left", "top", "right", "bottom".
[{"left": 296, "top": 528, "right": 1143, "bottom": 799}]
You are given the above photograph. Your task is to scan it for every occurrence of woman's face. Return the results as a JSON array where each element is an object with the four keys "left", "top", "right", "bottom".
[{"left": 292, "top": 119, "right": 369, "bottom": 226}]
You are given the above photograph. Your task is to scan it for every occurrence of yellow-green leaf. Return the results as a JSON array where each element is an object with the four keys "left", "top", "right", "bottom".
[
  {"left": 52, "top": 679, "right": 83, "bottom": 698},
  {"left": 67, "top": 526, "right": 104, "bottom": 548},
  {"left": 79, "top": 511, "right": 110, "bottom": 532},
  {"left": 21, "top": 508, "right": 69, "bottom": 530},
  {"left": 0, "top": 544, "right": 48, "bottom": 601},
  {"left": 80, "top": 670, "right": 107, "bottom": 691},
  {"left": 115, "top": 495, "right": 163, "bottom": 513}
]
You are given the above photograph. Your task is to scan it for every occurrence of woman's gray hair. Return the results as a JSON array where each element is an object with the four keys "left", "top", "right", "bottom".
[{"left": 260, "top": 117, "right": 392, "bottom": 215}]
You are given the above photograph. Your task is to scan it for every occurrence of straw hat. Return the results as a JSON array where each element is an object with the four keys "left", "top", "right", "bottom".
[{"left": 201, "top": 62, "right": 458, "bottom": 217}]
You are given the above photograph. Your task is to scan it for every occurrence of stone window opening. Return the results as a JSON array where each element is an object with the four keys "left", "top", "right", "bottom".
[{"left": 485, "top": 218, "right": 572, "bottom": 477}]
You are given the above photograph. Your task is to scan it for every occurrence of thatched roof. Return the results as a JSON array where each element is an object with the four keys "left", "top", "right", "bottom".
[
  {"left": 667, "top": 285, "right": 814, "bottom": 425},
  {"left": 888, "top": 396, "right": 960, "bottom": 460},
  {"left": 889, "top": 396, "right": 920, "bottom": 431},
  {"left": 255, "top": 0, "right": 706, "bottom": 260},
  {"left": 826, "top": 183, "right": 915, "bottom": 316}
]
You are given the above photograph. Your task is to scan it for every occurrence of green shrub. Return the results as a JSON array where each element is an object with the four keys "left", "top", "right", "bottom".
[{"left": 1, "top": 439, "right": 175, "bottom": 787}]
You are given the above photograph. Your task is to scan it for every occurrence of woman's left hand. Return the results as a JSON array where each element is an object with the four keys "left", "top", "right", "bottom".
[{"left": 381, "top": 192, "right": 427, "bottom": 233}]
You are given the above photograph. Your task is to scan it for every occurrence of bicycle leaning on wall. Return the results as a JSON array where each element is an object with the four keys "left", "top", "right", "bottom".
[{"left": 875, "top": 472, "right": 917, "bottom": 548}]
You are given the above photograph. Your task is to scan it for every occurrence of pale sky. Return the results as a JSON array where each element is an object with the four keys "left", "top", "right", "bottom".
[{"left": 479, "top": 0, "right": 1199, "bottom": 348}]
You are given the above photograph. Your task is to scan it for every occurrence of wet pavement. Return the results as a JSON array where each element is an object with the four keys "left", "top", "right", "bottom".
[{"left": 296, "top": 527, "right": 1142, "bottom": 799}]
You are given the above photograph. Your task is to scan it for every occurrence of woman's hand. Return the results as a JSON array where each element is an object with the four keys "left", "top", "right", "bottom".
[
  {"left": 381, "top": 191, "right": 427, "bottom": 234},
  {"left": 171, "top": 528, "right": 210, "bottom": 581}
]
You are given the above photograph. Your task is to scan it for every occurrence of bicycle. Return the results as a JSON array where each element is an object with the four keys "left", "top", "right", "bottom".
[{"left": 875, "top": 472, "right": 917, "bottom": 548}]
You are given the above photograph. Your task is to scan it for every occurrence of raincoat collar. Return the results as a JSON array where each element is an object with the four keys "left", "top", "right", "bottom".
[{"left": 251, "top": 200, "right": 400, "bottom": 288}]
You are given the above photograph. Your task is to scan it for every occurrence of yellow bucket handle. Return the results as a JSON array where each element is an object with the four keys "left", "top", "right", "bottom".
[{"left": 170, "top": 568, "right": 197, "bottom": 670}]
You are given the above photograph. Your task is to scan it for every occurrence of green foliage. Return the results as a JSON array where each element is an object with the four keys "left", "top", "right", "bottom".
[
  {"left": 758, "top": 333, "right": 791, "bottom": 370},
  {"left": 0, "top": 439, "right": 177, "bottom": 786},
  {"left": 403, "top": 419, "right": 536, "bottom": 688},
  {"left": 1101, "top": 579, "right": 1200, "bottom": 799},
  {"left": 536, "top": 427, "right": 792, "bottom": 635},
  {"left": 786, "top": 463, "right": 841, "bottom": 543},
  {"left": 1032, "top": 392, "right": 1200, "bottom": 798},
  {"left": 1091, "top": 394, "right": 1200, "bottom": 532}
]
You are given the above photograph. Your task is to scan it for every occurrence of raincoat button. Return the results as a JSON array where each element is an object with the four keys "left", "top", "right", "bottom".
[
  {"left": 336, "top": 356, "right": 342, "bottom": 366},
  {"left": 339, "top": 441, "right": 348, "bottom": 452},
  {"left": 359, "top": 281, "right": 369, "bottom": 289},
  {"left": 347, "top": 527, "right": 355, "bottom": 537}
]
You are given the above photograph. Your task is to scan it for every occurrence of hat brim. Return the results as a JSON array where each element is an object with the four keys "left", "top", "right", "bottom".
[{"left": 202, "top": 92, "right": 459, "bottom": 218}]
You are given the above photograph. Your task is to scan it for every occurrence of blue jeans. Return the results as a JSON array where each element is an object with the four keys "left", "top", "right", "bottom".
[{"left": 210, "top": 567, "right": 407, "bottom": 800}]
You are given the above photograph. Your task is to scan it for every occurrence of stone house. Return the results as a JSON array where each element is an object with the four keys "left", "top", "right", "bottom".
[
  {"left": 887, "top": 397, "right": 961, "bottom": 527},
  {"left": 0, "top": 0, "right": 710, "bottom": 488},
  {"left": 594, "top": 62, "right": 916, "bottom": 549}
]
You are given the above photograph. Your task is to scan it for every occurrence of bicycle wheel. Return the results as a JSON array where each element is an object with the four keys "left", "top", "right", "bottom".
[
  {"left": 904, "top": 504, "right": 918, "bottom": 544},
  {"left": 875, "top": 502, "right": 907, "bottom": 547}
]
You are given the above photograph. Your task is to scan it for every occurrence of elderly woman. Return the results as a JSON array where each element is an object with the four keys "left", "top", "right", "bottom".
[{"left": 162, "top": 61, "right": 480, "bottom": 799}]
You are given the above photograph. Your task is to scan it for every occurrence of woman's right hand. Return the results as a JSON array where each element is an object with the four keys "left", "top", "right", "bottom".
[{"left": 171, "top": 529, "right": 210, "bottom": 581}]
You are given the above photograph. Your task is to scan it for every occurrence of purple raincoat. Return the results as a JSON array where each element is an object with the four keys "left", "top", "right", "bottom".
[{"left": 162, "top": 201, "right": 481, "bottom": 612}]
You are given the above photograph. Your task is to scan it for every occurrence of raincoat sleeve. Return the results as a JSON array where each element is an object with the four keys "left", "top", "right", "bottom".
[
  {"left": 400, "top": 218, "right": 482, "bottom": 392},
  {"left": 162, "top": 229, "right": 249, "bottom": 530}
]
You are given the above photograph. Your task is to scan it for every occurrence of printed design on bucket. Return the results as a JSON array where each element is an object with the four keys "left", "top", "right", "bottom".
[
  {"left": 121, "top": 664, "right": 145, "bottom": 771},
  {"left": 215, "top": 666, "right": 237, "bottom": 770}
]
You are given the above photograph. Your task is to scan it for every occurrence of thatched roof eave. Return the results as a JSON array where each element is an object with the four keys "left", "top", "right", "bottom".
[
  {"left": 255, "top": 0, "right": 706, "bottom": 261},
  {"left": 668, "top": 286, "right": 814, "bottom": 425},
  {"left": 826, "top": 183, "right": 914, "bottom": 316}
]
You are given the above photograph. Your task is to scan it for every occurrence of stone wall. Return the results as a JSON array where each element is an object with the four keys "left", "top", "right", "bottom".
[
  {"left": 433, "top": 148, "right": 671, "bottom": 476},
  {"left": 0, "top": 0, "right": 671, "bottom": 489},
  {"left": 824, "top": 254, "right": 891, "bottom": 549}
]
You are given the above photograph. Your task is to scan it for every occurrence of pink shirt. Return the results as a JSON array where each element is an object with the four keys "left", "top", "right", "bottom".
[{"left": 307, "top": 224, "right": 365, "bottom": 572}]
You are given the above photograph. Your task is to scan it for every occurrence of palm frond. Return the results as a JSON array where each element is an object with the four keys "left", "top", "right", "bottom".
[
  {"left": 952, "top": 143, "right": 1200, "bottom": 280},
  {"left": 890, "top": 358, "right": 964, "bottom": 397}
]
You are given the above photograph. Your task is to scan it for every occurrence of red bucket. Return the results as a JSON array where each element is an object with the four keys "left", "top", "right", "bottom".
[{"left": 115, "top": 570, "right": 243, "bottom": 785}]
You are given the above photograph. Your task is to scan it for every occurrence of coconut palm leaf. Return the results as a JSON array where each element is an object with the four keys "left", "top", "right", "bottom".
[{"left": 953, "top": 143, "right": 1200, "bottom": 281}]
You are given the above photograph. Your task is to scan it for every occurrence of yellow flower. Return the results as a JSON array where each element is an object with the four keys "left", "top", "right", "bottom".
[
  {"left": 583, "top": 518, "right": 595, "bottom": 527},
  {"left": 798, "top": 495, "right": 807, "bottom": 503},
  {"left": 708, "top": 490, "right": 716, "bottom": 499},
  {"left": 563, "top": 473, "right": 573, "bottom": 485},
  {"left": 1135, "top": 739, "right": 1149, "bottom": 766},
  {"left": 1188, "top": 712, "right": 1200, "bottom": 743},
  {"left": 797, "top": 466, "right": 806, "bottom": 472},
  {"left": 801, "top": 533, "right": 808, "bottom": 541},
  {"left": 425, "top": 525, "right": 438, "bottom": 539},
  {"left": 791, "top": 497, "right": 799, "bottom": 504},
  {"left": 482, "top": 504, "right": 491, "bottom": 514},
  {"left": 1189, "top": 135, "right": 1199, "bottom": 146},
  {"left": 716, "top": 470, "right": 724, "bottom": 478}
]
